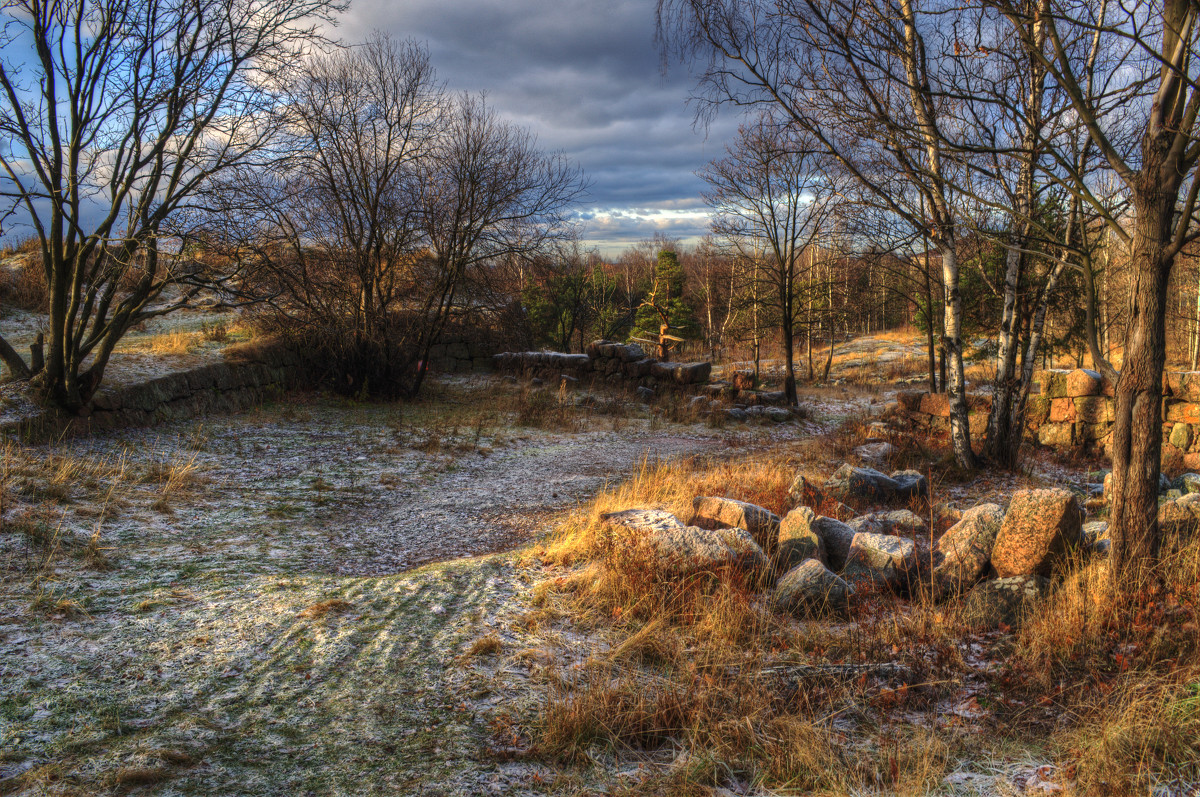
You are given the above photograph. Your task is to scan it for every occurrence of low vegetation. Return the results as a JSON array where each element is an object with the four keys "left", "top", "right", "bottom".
[{"left": 522, "top": 444, "right": 1199, "bottom": 795}]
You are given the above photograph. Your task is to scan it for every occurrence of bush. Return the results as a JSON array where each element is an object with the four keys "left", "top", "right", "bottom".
[{"left": 0, "top": 253, "right": 48, "bottom": 312}]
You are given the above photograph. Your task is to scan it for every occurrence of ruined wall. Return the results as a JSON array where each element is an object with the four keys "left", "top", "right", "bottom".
[
  {"left": 492, "top": 340, "right": 714, "bottom": 395},
  {"left": 424, "top": 336, "right": 498, "bottom": 374},
  {"left": 895, "top": 367, "right": 1200, "bottom": 467},
  {"left": 1, "top": 345, "right": 312, "bottom": 442}
]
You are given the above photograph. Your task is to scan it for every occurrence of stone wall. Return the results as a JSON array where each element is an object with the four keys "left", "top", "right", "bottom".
[
  {"left": 1, "top": 344, "right": 312, "bottom": 442},
  {"left": 894, "top": 367, "right": 1200, "bottom": 467},
  {"left": 425, "top": 336, "right": 498, "bottom": 374},
  {"left": 492, "top": 340, "right": 714, "bottom": 396}
]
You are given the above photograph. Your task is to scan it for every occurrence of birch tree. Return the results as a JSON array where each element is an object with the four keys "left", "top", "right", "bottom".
[
  {"left": 700, "top": 114, "right": 841, "bottom": 404},
  {"left": 991, "top": 0, "right": 1200, "bottom": 579},
  {"left": 659, "top": 0, "right": 982, "bottom": 467}
]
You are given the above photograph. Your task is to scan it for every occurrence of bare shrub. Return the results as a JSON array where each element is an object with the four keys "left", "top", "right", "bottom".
[{"left": 0, "top": 255, "right": 48, "bottom": 312}]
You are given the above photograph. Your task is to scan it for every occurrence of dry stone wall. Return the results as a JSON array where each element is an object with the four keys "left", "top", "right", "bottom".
[
  {"left": 895, "top": 367, "right": 1200, "bottom": 467},
  {"left": 492, "top": 340, "right": 714, "bottom": 395},
  {"left": 1, "top": 345, "right": 312, "bottom": 442},
  {"left": 424, "top": 336, "right": 498, "bottom": 374}
]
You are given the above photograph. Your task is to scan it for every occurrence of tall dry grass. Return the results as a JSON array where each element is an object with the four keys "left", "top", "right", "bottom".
[
  {"left": 0, "top": 253, "right": 48, "bottom": 312},
  {"left": 1009, "top": 532, "right": 1200, "bottom": 794},
  {"left": 530, "top": 454, "right": 964, "bottom": 794},
  {"left": 531, "top": 444, "right": 1199, "bottom": 794}
]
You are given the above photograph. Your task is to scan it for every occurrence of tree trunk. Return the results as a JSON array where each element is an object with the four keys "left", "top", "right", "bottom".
[
  {"left": 938, "top": 338, "right": 947, "bottom": 393},
  {"left": 1192, "top": 263, "right": 1200, "bottom": 370},
  {"left": 923, "top": 256, "right": 937, "bottom": 393},
  {"left": 0, "top": 336, "right": 31, "bottom": 380},
  {"left": 941, "top": 244, "right": 978, "bottom": 469},
  {"left": 821, "top": 327, "right": 834, "bottom": 382},
  {"left": 1108, "top": 188, "right": 1171, "bottom": 580},
  {"left": 783, "top": 322, "right": 797, "bottom": 405}
]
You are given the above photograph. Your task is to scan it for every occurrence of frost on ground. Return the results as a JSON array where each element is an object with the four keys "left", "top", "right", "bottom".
[
  {"left": 0, "top": 367, "right": 1111, "bottom": 796},
  {"left": 0, "top": 378, "right": 815, "bottom": 796}
]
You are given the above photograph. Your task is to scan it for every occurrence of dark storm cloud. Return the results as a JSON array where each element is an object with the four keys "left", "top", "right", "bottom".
[{"left": 336, "top": 0, "right": 735, "bottom": 253}]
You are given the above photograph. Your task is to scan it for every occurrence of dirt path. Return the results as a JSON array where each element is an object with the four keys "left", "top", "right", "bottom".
[
  {"left": 1, "top": 384, "right": 814, "bottom": 795},
  {"left": 329, "top": 429, "right": 730, "bottom": 574}
]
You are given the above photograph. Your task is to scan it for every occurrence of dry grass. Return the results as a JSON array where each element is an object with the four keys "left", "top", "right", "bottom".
[
  {"left": 528, "top": 453, "right": 969, "bottom": 793},
  {"left": 869, "top": 326, "right": 925, "bottom": 343},
  {"left": 1066, "top": 671, "right": 1200, "bottom": 795},
  {"left": 1003, "top": 533, "right": 1200, "bottom": 794},
  {"left": 0, "top": 441, "right": 201, "bottom": 578},
  {"left": 466, "top": 634, "right": 504, "bottom": 657},
  {"left": 143, "top": 452, "right": 201, "bottom": 513},
  {"left": 540, "top": 456, "right": 794, "bottom": 569},
  {"left": 1015, "top": 533, "right": 1200, "bottom": 680},
  {"left": 0, "top": 249, "right": 47, "bottom": 311},
  {"left": 298, "top": 598, "right": 353, "bottom": 619},
  {"left": 201, "top": 319, "right": 231, "bottom": 342},
  {"left": 528, "top": 438, "right": 1199, "bottom": 794},
  {"left": 139, "top": 330, "right": 203, "bottom": 356},
  {"left": 221, "top": 333, "right": 279, "bottom": 362}
]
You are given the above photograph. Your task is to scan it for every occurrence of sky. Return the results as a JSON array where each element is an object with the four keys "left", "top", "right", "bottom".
[{"left": 333, "top": 0, "right": 737, "bottom": 256}]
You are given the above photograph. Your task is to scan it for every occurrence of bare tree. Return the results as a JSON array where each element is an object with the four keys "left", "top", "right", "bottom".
[
  {"left": 207, "top": 34, "right": 444, "bottom": 397},
  {"left": 991, "top": 0, "right": 1200, "bottom": 579},
  {"left": 210, "top": 50, "right": 585, "bottom": 398},
  {"left": 659, "top": 0, "right": 983, "bottom": 467},
  {"left": 700, "top": 113, "right": 841, "bottom": 404},
  {"left": 0, "top": 0, "right": 342, "bottom": 410},
  {"left": 413, "top": 93, "right": 587, "bottom": 394}
]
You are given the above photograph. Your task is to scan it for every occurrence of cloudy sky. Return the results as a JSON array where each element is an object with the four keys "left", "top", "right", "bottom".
[{"left": 334, "top": 0, "right": 737, "bottom": 256}]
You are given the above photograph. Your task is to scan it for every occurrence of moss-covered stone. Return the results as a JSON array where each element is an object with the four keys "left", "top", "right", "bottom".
[
  {"left": 1170, "top": 422, "right": 1193, "bottom": 451},
  {"left": 1074, "top": 396, "right": 1112, "bottom": 424}
]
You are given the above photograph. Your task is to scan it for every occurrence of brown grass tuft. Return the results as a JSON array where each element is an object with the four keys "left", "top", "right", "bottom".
[
  {"left": 109, "top": 765, "right": 174, "bottom": 791},
  {"left": 0, "top": 251, "right": 48, "bottom": 311},
  {"left": 466, "top": 634, "right": 504, "bottom": 657},
  {"left": 1066, "top": 670, "right": 1200, "bottom": 795},
  {"left": 298, "top": 598, "right": 352, "bottom": 619}
]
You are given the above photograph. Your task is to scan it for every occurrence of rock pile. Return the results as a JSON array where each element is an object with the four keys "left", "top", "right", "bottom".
[
  {"left": 492, "top": 340, "right": 800, "bottom": 422},
  {"left": 493, "top": 341, "right": 712, "bottom": 396},
  {"left": 604, "top": 464, "right": 1096, "bottom": 628}
]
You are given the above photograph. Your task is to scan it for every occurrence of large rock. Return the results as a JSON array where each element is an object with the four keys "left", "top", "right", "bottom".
[
  {"left": 614, "top": 343, "right": 645, "bottom": 362},
  {"left": 1178, "top": 473, "right": 1200, "bottom": 494},
  {"left": 853, "top": 441, "right": 895, "bottom": 464},
  {"left": 689, "top": 496, "right": 781, "bottom": 553},
  {"left": 787, "top": 474, "right": 825, "bottom": 509},
  {"left": 599, "top": 509, "right": 768, "bottom": 580},
  {"left": 1159, "top": 492, "right": 1200, "bottom": 539},
  {"left": 961, "top": 575, "right": 1051, "bottom": 628},
  {"left": 842, "top": 532, "right": 917, "bottom": 589},
  {"left": 776, "top": 507, "right": 827, "bottom": 573},
  {"left": 1065, "top": 368, "right": 1103, "bottom": 397},
  {"left": 847, "top": 509, "right": 927, "bottom": 537},
  {"left": 991, "top": 489, "right": 1083, "bottom": 577},
  {"left": 809, "top": 515, "right": 857, "bottom": 571},
  {"left": 773, "top": 559, "right": 853, "bottom": 617},
  {"left": 764, "top": 406, "right": 792, "bottom": 423},
  {"left": 932, "top": 503, "right": 1004, "bottom": 595},
  {"left": 653, "top": 361, "right": 712, "bottom": 385},
  {"left": 890, "top": 470, "right": 929, "bottom": 499},
  {"left": 824, "top": 464, "right": 928, "bottom": 503},
  {"left": 825, "top": 465, "right": 896, "bottom": 501},
  {"left": 1082, "top": 520, "right": 1109, "bottom": 544},
  {"left": 1170, "top": 423, "right": 1193, "bottom": 451}
]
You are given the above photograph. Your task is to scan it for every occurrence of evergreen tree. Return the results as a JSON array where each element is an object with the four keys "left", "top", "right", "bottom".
[{"left": 632, "top": 250, "right": 698, "bottom": 358}]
